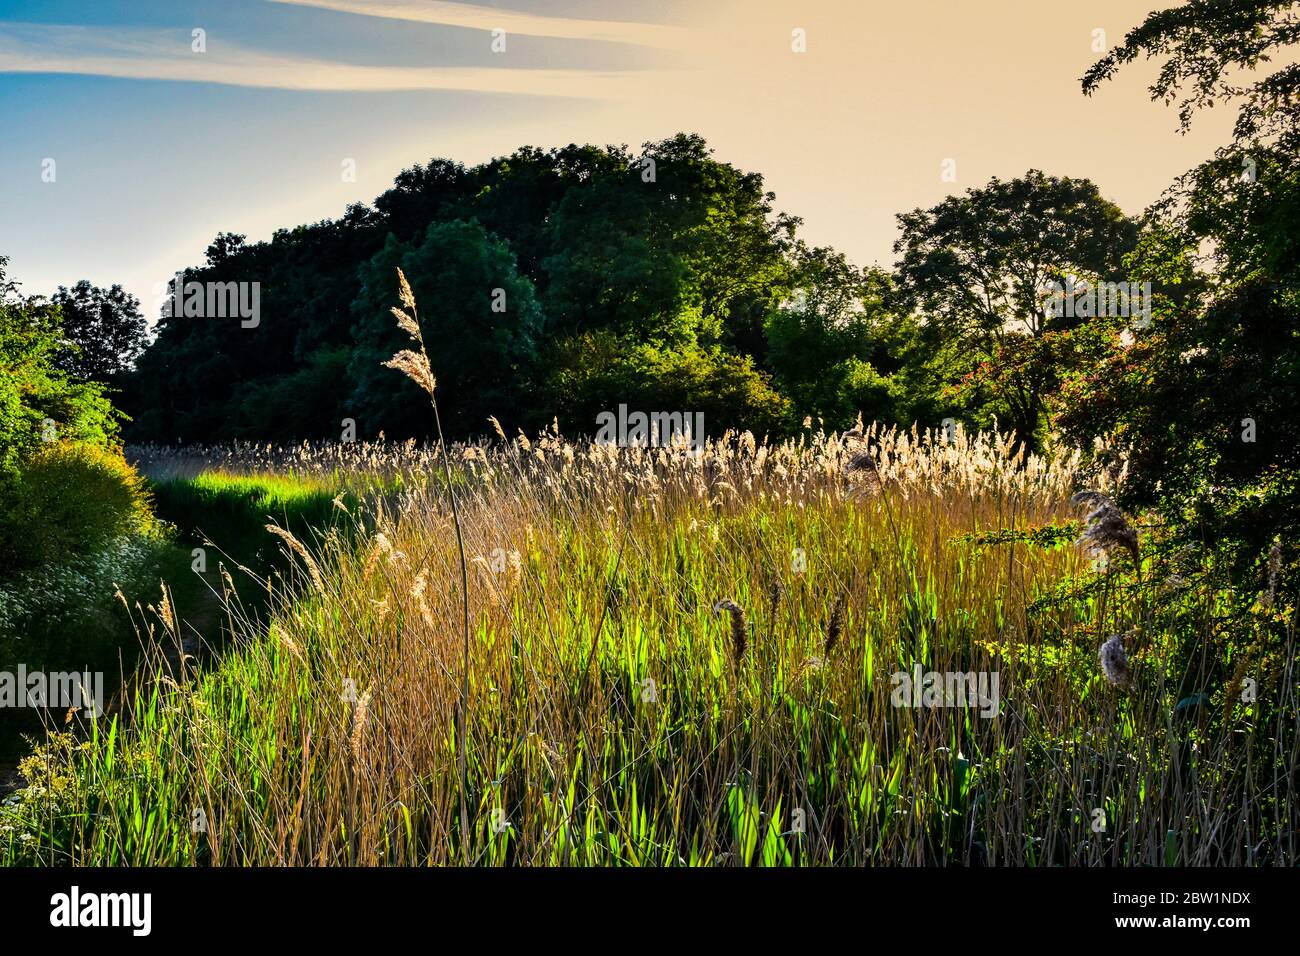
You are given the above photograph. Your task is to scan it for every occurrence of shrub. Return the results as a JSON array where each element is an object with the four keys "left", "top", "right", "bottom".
[
  {"left": 0, "top": 442, "right": 153, "bottom": 573},
  {"left": 544, "top": 331, "right": 790, "bottom": 437}
]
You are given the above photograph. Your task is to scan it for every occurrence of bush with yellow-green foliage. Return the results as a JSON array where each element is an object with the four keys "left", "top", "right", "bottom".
[
  {"left": 0, "top": 442, "right": 155, "bottom": 573},
  {"left": 0, "top": 442, "right": 166, "bottom": 694},
  {"left": 0, "top": 263, "right": 167, "bottom": 731}
]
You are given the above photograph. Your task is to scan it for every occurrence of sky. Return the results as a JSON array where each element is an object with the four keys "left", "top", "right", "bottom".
[{"left": 0, "top": 0, "right": 1236, "bottom": 313}]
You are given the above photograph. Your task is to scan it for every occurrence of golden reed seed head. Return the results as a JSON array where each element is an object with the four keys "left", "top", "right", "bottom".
[
  {"left": 158, "top": 585, "right": 177, "bottom": 634},
  {"left": 382, "top": 349, "right": 436, "bottom": 397},
  {"left": 265, "top": 524, "right": 325, "bottom": 593},
  {"left": 390, "top": 306, "right": 421, "bottom": 341},
  {"left": 395, "top": 267, "right": 416, "bottom": 311},
  {"left": 350, "top": 685, "right": 373, "bottom": 763}
]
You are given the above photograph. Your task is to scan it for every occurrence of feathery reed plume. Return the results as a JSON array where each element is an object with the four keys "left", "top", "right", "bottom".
[
  {"left": 382, "top": 349, "right": 436, "bottom": 397},
  {"left": 396, "top": 269, "right": 416, "bottom": 311},
  {"left": 277, "top": 631, "right": 306, "bottom": 666},
  {"left": 157, "top": 584, "right": 177, "bottom": 634},
  {"left": 409, "top": 569, "right": 435, "bottom": 626},
  {"left": 488, "top": 415, "right": 507, "bottom": 442},
  {"left": 265, "top": 524, "right": 325, "bottom": 593},
  {"left": 390, "top": 306, "right": 420, "bottom": 340},
  {"left": 362, "top": 531, "right": 393, "bottom": 579},
  {"left": 350, "top": 685, "right": 373, "bottom": 763},
  {"left": 382, "top": 267, "right": 473, "bottom": 861},
  {"left": 1099, "top": 633, "right": 1130, "bottom": 689},
  {"left": 1071, "top": 490, "right": 1140, "bottom": 569},
  {"left": 825, "top": 592, "right": 847, "bottom": 655},
  {"left": 713, "top": 599, "right": 748, "bottom": 666}
]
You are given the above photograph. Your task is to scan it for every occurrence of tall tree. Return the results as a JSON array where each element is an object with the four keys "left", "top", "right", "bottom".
[
  {"left": 0, "top": 257, "right": 119, "bottom": 476},
  {"left": 50, "top": 280, "right": 148, "bottom": 382},
  {"left": 1083, "top": 0, "right": 1300, "bottom": 151},
  {"left": 1063, "top": 0, "right": 1300, "bottom": 578},
  {"left": 893, "top": 170, "right": 1139, "bottom": 450},
  {"left": 765, "top": 245, "right": 902, "bottom": 429},
  {"left": 350, "top": 221, "right": 544, "bottom": 439}
]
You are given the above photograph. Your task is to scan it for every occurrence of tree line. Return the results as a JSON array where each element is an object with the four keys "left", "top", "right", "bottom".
[{"left": 100, "top": 143, "right": 1147, "bottom": 451}]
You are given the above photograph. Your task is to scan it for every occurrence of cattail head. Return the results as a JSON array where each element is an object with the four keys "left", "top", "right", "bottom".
[
  {"left": 713, "top": 599, "right": 748, "bottom": 667},
  {"left": 768, "top": 577, "right": 784, "bottom": 615},
  {"left": 845, "top": 446, "right": 882, "bottom": 495},
  {"left": 844, "top": 411, "right": 864, "bottom": 440},
  {"left": 825, "top": 592, "right": 847, "bottom": 655},
  {"left": 1099, "top": 633, "right": 1130, "bottom": 689},
  {"left": 846, "top": 449, "right": 877, "bottom": 473}
]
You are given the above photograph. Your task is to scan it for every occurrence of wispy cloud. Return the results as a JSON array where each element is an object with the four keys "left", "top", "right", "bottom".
[
  {"left": 266, "top": 0, "right": 691, "bottom": 48},
  {"left": 0, "top": 22, "right": 651, "bottom": 97}
]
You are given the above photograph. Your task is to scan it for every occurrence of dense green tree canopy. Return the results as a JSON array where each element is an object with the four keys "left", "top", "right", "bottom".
[
  {"left": 1061, "top": 0, "right": 1300, "bottom": 579},
  {"left": 893, "top": 171, "right": 1141, "bottom": 450},
  {"left": 121, "top": 134, "right": 808, "bottom": 443},
  {"left": 49, "top": 280, "right": 148, "bottom": 383},
  {"left": 350, "top": 221, "right": 544, "bottom": 439},
  {"left": 0, "top": 257, "right": 119, "bottom": 476}
]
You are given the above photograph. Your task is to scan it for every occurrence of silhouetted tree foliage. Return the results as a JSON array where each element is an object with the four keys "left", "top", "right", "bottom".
[
  {"left": 124, "top": 132, "right": 1143, "bottom": 446},
  {"left": 1065, "top": 0, "right": 1300, "bottom": 581},
  {"left": 1082, "top": 0, "right": 1300, "bottom": 151},
  {"left": 50, "top": 280, "right": 147, "bottom": 382},
  {"left": 893, "top": 171, "right": 1141, "bottom": 451},
  {"left": 121, "top": 134, "right": 820, "bottom": 442}
]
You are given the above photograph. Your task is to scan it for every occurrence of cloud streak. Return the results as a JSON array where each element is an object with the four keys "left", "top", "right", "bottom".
[
  {"left": 266, "top": 0, "right": 691, "bottom": 48},
  {"left": 0, "top": 22, "right": 651, "bottom": 97}
]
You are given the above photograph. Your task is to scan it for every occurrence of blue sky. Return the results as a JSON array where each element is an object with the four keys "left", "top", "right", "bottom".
[{"left": 0, "top": 1, "right": 1233, "bottom": 314}]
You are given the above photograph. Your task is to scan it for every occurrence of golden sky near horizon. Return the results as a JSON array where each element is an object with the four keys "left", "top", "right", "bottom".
[{"left": 0, "top": 0, "right": 1238, "bottom": 307}]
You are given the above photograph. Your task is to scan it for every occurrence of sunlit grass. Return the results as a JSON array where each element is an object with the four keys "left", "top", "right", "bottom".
[{"left": 2, "top": 426, "right": 1294, "bottom": 866}]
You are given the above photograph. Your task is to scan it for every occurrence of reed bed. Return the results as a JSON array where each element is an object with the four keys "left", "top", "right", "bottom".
[{"left": 4, "top": 423, "right": 1293, "bottom": 866}]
